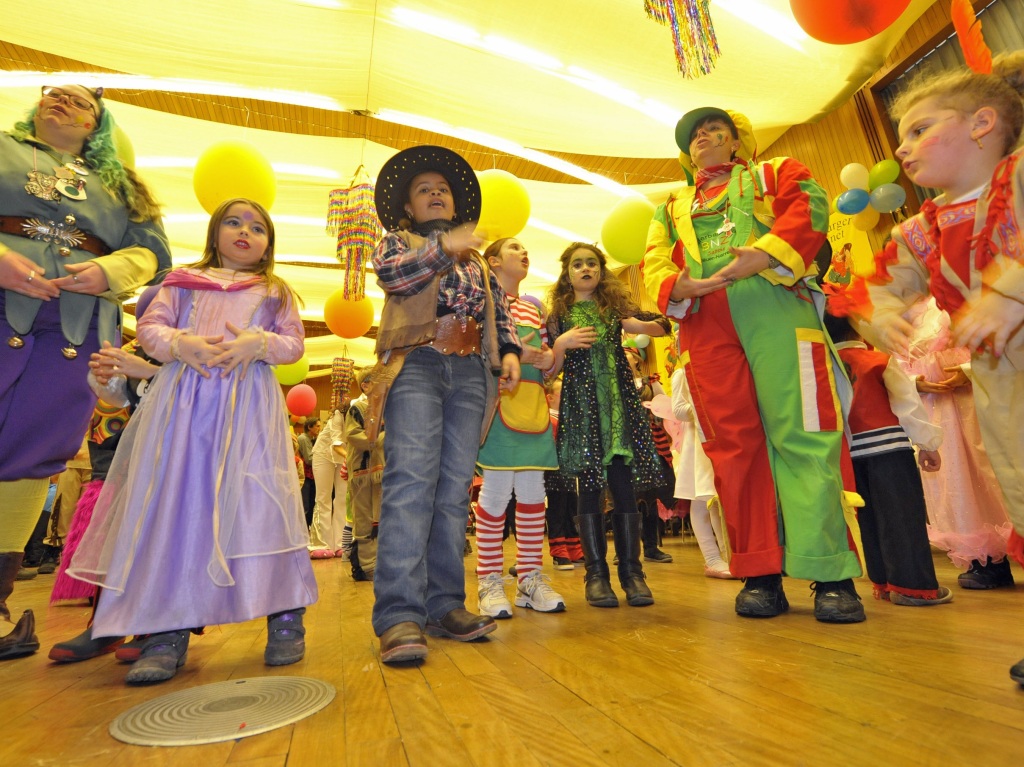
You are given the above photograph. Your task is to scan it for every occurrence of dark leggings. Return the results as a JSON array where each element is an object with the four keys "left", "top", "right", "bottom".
[{"left": 577, "top": 457, "right": 637, "bottom": 517}]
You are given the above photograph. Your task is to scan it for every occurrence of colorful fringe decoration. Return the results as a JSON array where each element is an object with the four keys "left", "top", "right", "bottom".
[
  {"left": 951, "top": 0, "right": 992, "bottom": 74},
  {"left": 331, "top": 356, "right": 356, "bottom": 410},
  {"left": 328, "top": 170, "right": 383, "bottom": 301},
  {"left": 645, "top": 0, "right": 721, "bottom": 78},
  {"left": 50, "top": 479, "right": 103, "bottom": 604}
]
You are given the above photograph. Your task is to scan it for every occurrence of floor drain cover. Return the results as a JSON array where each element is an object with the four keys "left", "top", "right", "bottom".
[{"left": 109, "top": 676, "right": 336, "bottom": 746}]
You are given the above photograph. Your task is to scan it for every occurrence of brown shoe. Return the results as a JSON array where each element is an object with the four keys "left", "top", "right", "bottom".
[
  {"left": 425, "top": 608, "right": 496, "bottom": 641},
  {"left": 0, "top": 609, "right": 40, "bottom": 660},
  {"left": 379, "top": 621, "right": 427, "bottom": 664}
]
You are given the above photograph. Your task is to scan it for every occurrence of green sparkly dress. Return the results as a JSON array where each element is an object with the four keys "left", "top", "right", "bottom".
[{"left": 549, "top": 301, "right": 665, "bottom": 493}]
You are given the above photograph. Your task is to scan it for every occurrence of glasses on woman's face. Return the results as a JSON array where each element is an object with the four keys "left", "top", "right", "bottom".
[{"left": 41, "top": 87, "right": 97, "bottom": 117}]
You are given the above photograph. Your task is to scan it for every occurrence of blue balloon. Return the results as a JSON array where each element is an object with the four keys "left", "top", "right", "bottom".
[
  {"left": 869, "top": 183, "right": 907, "bottom": 213},
  {"left": 836, "top": 188, "right": 870, "bottom": 215}
]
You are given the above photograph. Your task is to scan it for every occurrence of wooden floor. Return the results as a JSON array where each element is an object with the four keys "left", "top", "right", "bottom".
[{"left": 1, "top": 535, "right": 1022, "bottom": 767}]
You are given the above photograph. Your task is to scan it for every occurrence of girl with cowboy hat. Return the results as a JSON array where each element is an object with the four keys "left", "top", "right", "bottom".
[{"left": 367, "top": 145, "right": 521, "bottom": 663}]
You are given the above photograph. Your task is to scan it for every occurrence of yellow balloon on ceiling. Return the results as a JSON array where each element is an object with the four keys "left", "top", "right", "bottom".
[{"left": 193, "top": 140, "right": 277, "bottom": 214}]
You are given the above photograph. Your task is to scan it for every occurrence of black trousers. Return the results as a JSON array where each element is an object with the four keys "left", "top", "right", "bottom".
[{"left": 853, "top": 449, "right": 939, "bottom": 593}]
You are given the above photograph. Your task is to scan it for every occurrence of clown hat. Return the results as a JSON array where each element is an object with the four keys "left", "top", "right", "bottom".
[{"left": 675, "top": 107, "right": 757, "bottom": 181}]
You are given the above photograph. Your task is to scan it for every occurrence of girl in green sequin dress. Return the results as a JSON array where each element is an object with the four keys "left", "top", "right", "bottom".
[{"left": 546, "top": 243, "right": 671, "bottom": 608}]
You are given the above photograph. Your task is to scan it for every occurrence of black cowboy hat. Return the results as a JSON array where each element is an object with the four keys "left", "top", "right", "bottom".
[{"left": 374, "top": 145, "right": 481, "bottom": 231}]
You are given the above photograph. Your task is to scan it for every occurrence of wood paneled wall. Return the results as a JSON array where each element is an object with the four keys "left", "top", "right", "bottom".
[{"left": 761, "top": 0, "right": 967, "bottom": 253}]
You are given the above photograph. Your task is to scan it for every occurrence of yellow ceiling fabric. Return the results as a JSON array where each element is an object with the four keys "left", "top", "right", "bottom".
[{"left": 0, "top": 0, "right": 938, "bottom": 366}]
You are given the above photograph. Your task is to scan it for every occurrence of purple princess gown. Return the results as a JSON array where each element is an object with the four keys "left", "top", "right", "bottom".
[{"left": 70, "top": 268, "right": 318, "bottom": 635}]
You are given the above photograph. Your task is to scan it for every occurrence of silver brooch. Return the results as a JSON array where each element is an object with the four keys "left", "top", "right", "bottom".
[{"left": 20, "top": 218, "right": 87, "bottom": 249}]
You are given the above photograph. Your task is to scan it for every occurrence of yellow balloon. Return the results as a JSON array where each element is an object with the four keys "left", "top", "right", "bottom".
[
  {"left": 601, "top": 195, "right": 656, "bottom": 266},
  {"left": 274, "top": 355, "right": 310, "bottom": 385},
  {"left": 475, "top": 169, "right": 530, "bottom": 241},
  {"left": 193, "top": 140, "right": 277, "bottom": 214},
  {"left": 324, "top": 290, "right": 375, "bottom": 339},
  {"left": 852, "top": 206, "right": 880, "bottom": 231},
  {"left": 111, "top": 125, "right": 135, "bottom": 170}
]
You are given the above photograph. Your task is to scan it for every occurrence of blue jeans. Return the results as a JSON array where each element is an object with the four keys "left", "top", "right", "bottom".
[{"left": 371, "top": 347, "right": 488, "bottom": 636}]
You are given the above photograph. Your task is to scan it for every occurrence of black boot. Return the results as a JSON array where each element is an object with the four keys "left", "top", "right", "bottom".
[
  {"left": 22, "top": 510, "right": 49, "bottom": 568},
  {"left": 574, "top": 514, "right": 618, "bottom": 607},
  {"left": 640, "top": 499, "right": 672, "bottom": 563},
  {"left": 37, "top": 544, "right": 61, "bottom": 575},
  {"left": 17, "top": 509, "right": 50, "bottom": 579},
  {"left": 350, "top": 540, "right": 374, "bottom": 582},
  {"left": 0, "top": 551, "right": 41, "bottom": 660},
  {"left": 612, "top": 513, "right": 654, "bottom": 606}
]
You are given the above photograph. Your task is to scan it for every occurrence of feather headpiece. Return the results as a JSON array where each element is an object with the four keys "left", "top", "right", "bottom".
[{"left": 951, "top": 0, "right": 993, "bottom": 74}]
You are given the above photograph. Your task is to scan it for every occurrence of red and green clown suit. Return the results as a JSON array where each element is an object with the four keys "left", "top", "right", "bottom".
[{"left": 642, "top": 157, "right": 863, "bottom": 581}]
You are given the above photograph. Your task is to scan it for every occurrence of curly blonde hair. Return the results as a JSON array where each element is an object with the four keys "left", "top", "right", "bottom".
[{"left": 892, "top": 51, "right": 1024, "bottom": 155}]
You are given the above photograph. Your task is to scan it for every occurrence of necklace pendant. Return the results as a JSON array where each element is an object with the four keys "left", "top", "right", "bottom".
[
  {"left": 716, "top": 219, "right": 736, "bottom": 237},
  {"left": 57, "top": 179, "right": 87, "bottom": 201},
  {"left": 25, "top": 171, "right": 61, "bottom": 201},
  {"left": 66, "top": 161, "right": 89, "bottom": 176},
  {"left": 61, "top": 345, "right": 79, "bottom": 360}
]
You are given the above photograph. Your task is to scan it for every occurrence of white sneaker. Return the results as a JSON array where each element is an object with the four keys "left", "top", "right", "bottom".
[
  {"left": 514, "top": 570, "right": 566, "bottom": 613},
  {"left": 478, "top": 572, "right": 513, "bottom": 619}
]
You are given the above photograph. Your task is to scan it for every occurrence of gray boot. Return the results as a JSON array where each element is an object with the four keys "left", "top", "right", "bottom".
[
  {"left": 125, "top": 630, "right": 190, "bottom": 684},
  {"left": 265, "top": 607, "right": 306, "bottom": 666}
]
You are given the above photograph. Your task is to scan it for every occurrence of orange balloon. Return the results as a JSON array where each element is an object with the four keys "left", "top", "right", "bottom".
[{"left": 324, "top": 290, "right": 374, "bottom": 338}]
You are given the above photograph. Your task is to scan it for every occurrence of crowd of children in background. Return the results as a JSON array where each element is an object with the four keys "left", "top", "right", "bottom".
[{"left": 5, "top": 47, "right": 1024, "bottom": 689}]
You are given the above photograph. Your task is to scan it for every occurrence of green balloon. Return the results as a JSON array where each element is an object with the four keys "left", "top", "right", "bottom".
[{"left": 868, "top": 159, "right": 900, "bottom": 191}]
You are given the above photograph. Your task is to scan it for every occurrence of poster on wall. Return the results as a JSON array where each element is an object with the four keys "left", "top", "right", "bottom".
[{"left": 824, "top": 212, "right": 876, "bottom": 284}]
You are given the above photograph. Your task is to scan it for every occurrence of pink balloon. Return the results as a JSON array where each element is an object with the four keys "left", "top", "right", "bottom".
[{"left": 286, "top": 383, "right": 317, "bottom": 417}]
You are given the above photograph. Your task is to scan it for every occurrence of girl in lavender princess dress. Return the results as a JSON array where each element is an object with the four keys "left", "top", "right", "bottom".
[{"left": 70, "top": 198, "right": 317, "bottom": 684}]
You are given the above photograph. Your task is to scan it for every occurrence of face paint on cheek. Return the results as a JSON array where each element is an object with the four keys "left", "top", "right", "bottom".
[
  {"left": 918, "top": 136, "right": 943, "bottom": 150},
  {"left": 712, "top": 132, "right": 727, "bottom": 147}
]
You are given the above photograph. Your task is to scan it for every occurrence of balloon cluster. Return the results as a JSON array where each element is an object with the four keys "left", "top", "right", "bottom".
[
  {"left": 833, "top": 160, "right": 906, "bottom": 231},
  {"left": 623, "top": 333, "right": 651, "bottom": 360}
]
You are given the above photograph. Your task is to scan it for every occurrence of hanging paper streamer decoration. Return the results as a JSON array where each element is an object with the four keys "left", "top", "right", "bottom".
[
  {"left": 951, "top": 0, "right": 992, "bottom": 74},
  {"left": 327, "top": 167, "right": 383, "bottom": 301},
  {"left": 330, "top": 356, "right": 356, "bottom": 410},
  {"left": 644, "top": 0, "right": 720, "bottom": 78}
]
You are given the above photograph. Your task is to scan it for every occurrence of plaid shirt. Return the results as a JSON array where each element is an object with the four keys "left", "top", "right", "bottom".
[{"left": 373, "top": 230, "right": 521, "bottom": 356}]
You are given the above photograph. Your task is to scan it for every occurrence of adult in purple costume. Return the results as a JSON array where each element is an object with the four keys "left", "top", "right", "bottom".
[
  {"left": 70, "top": 198, "right": 318, "bottom": 684},
  {"left": 0, "top": 85, "right": 170, "bottom": 660}
]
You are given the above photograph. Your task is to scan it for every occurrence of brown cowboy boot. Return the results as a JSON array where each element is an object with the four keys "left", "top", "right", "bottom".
[{"left": 0, "top": 551, "right": 41, "bottom": 660}]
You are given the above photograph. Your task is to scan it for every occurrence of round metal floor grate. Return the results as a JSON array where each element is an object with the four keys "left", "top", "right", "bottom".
[{"left": 109, "top": 676, "right": 336, "bottom": 746}]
